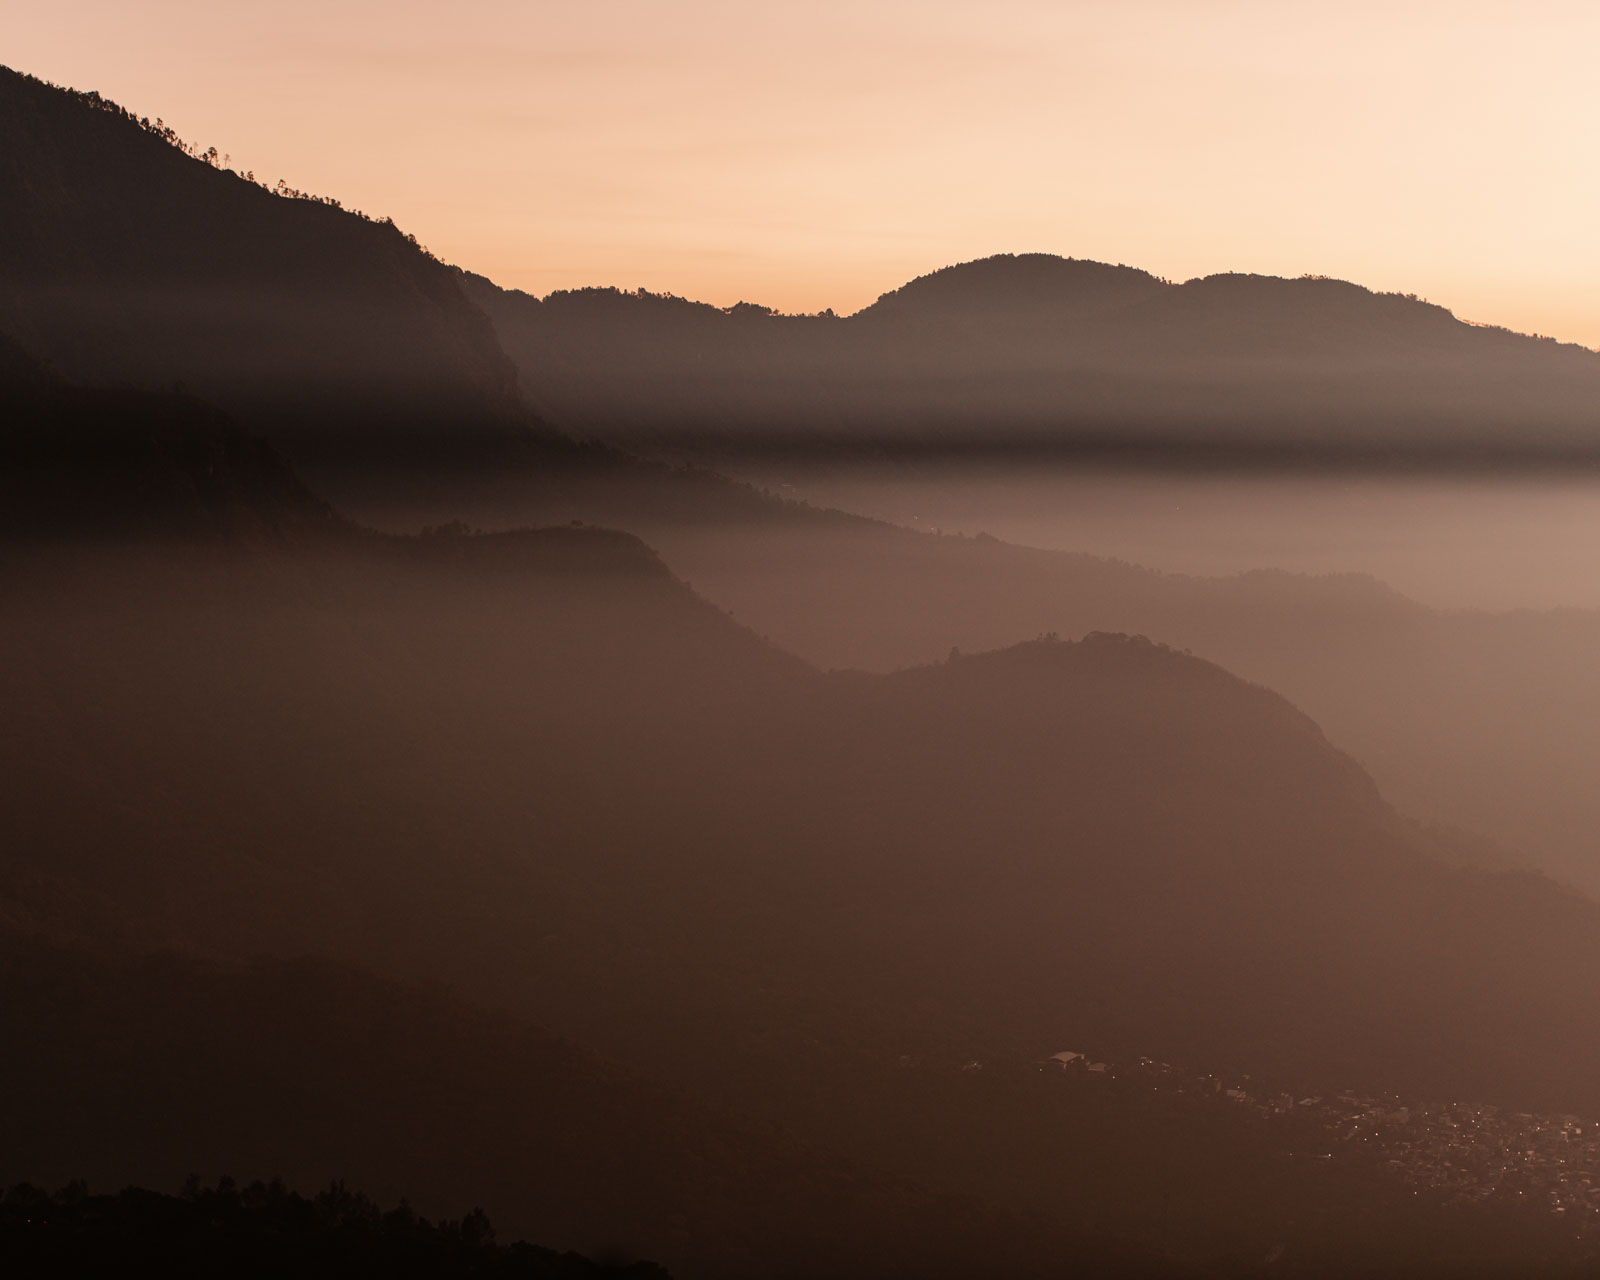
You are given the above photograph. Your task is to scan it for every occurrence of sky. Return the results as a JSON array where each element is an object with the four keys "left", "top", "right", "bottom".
[{"left": 11, "top": 0, "right": 1600, "bottom": 344}]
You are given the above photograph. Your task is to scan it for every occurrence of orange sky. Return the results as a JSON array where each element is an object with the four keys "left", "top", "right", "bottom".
[{"left": 12, "top": 1, "right": 1600, "bottom": 345}]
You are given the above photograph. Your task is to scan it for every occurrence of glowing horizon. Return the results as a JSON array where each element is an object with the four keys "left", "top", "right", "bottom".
[{"left": 12, "top": 0, "right": 1600, "bottom": 346}]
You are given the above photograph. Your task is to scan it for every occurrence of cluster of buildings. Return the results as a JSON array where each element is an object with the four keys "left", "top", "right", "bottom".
[
  {"left": 1321, "top": 1096, "right": 1600, "bottom": 1222},
  {"left": 1037, "top": 1047, "right": 1600, "bottom": 1226}
]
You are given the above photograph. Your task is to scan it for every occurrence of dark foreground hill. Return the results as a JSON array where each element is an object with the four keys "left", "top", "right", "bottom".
[
  {"left": 9, "top": 515, "right": 1600, "bottom": 1272},
  {"left": 462, "top": 254, "right": 1600, "bottom": 468},
  {"left": 0, "top": 939, "right": 1109, "bottom": 1280},
  {"left": 0, "top": 1177, "right": 667, "bottom": 1279},
  {"left": 0, "top": 933, "right": 1581, "bottom": 1280}
]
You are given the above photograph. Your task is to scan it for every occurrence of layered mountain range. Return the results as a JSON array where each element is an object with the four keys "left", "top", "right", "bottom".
[
  {"left": 8, "top": 60, "right": 1600, "bottom": 1278},
  {"left": 10, "top": 63, "right": 1600, "bottom": 479}
]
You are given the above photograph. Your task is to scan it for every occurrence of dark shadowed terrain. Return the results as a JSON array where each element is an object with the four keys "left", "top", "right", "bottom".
[{"left": 0, "top": 1178, "right": 669, "bottom": 1279}]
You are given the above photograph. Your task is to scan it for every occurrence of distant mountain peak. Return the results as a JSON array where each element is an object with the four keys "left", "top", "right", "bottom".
[{"left": 860, "top": 253, "right": 1169, "bottom": 319}]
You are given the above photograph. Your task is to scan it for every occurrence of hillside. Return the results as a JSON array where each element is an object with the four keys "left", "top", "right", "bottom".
[
  {"left": 616, "top": 513, "right": 1600, "bottom": 896},
  {"left": 11, "top": 523, "right": 1600, "bottom": 1272},
  {"left": 9, "top": 530, "right": 1600, "bottom": 1111},
  {"left": 0, "top": 939, "right": 1116, "bottom": 1280},
  {"left": 462, "top": 254, "right": 1600, "bottom": 466},
  {"left": 0, "top": 67, "right": 551, "bottom": 478}
]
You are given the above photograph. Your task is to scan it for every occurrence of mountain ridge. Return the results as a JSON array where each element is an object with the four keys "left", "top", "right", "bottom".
[
  {"left": 0, "top": 65, "right": 556, "bottom": 479},
  {"left": 463, "top": 252, "right": 1600, "bottom": 466}
]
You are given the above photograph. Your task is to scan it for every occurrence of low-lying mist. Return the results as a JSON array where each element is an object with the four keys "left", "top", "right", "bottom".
[{"left": 731, "top": 460, "right": 1600, "bottom": 614}]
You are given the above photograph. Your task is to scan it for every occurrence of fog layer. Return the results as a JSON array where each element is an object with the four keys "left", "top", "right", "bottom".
[{"left": 738, "top": 462, "right": 1600, "bottom": 614}]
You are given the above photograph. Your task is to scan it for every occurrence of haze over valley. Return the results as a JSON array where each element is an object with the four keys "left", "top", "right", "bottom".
[{"left": 7, "top": 24, "right": 1600, "bottom": 1277}]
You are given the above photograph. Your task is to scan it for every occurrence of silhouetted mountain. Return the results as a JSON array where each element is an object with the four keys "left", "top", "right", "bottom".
[
  {"left": 0, "top": 66, "right": 907, "bottom": 537},
  {"left": 462, "top": 254, "right": 1600, "bottom": 467},
  {"left": 0, "top": 67, "right": 557, "bottom": 480}
]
